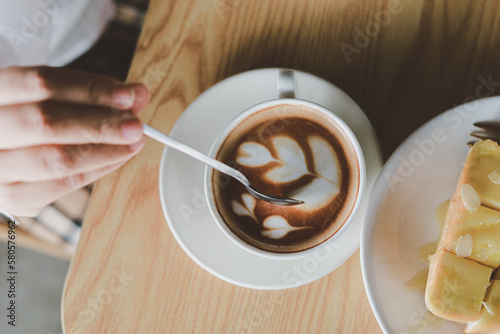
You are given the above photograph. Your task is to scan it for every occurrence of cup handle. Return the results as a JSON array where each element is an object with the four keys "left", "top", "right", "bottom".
[{"left": 278, "top": 69, "right": 297, "bottom": 99}]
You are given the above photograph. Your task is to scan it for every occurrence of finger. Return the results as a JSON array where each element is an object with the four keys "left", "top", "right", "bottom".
[
  {"left": 130, "top": 83, "right": 150, "bottom": 115},
  {"left": 0, "top": 138, "right": 146, "bottom": 183},
  {"left": 0, "top": 101, "right": 144, "bottom": 149},
  {"left": 0, "top": 160, "right": 128, "bottom": 217},
  {"left": 0, "top": 66, "right": 147, "bottom": 110}
]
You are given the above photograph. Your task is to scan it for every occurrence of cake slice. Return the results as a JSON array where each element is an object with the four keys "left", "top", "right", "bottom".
[
  {"left": 466, "top": 280, "right": 500, "bottom": 333},
  {"left": 425, "top": 141, "right": 500, "bottom": 323},
  {"left": 460, "top": 140, "right": 500, "bottom": 211},
  {"left": 425, "top": 250, "right": 492, "bottom": 323},
  {"left": 438, "top": 198, "right": 500, "bottom": 268}
]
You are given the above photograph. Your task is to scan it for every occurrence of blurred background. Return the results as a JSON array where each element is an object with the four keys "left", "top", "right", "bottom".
[{"left": 0, "top": 0, "right": 148, "bottom": 332}]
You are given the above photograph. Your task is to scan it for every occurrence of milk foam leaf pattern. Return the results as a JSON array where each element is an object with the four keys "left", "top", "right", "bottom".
[
  {"left": 289, "top": 178, "right": 339, "bottom": 211},
  {"left": 241, "top": 194, "right": 256, "bottom": 213},
  {"left": 265, "top": 136, "right": 308, "bottom": 183},
  {"left": 309, "top": 136, "right": 340, "bottom": 185},
  {"left": 237, "top": 142, "right": 275, "bottom": 167},
  {"left": 266, "top": 164, "right": 307, "bottom": 184},
  {"left": 261, "top": 215, "right": 304, "bottom": 239},
  {"left": 232, "top": 201, "right": 252, "bottom": 217},
  {"left": 232, "top": 194, "right": 257, "bottom": 221}
]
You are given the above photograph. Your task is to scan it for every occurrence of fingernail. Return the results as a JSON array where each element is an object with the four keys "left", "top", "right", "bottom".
[
  {"left": 132, "top": 85, "right": 149, "bottom": 109},
  {"left": 121, "top": 119, "right": 143, "bottom": 139},
  {"left": 129, "top": 136, "right": 146, "bottom": 152},
  {"left": 130, "top": 84, "right": 150, "bottom": 115},
  {"left": 113, "top": 85, "right": 135, "bottom": 109}
]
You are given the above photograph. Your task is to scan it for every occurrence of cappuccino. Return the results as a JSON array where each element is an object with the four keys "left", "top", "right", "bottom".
[{"left": 211, "top": 103, "right": 361, "bottom": 253}]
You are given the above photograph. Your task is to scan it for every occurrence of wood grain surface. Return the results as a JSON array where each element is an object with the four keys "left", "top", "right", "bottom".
[{"left": 62, "top": 0, "right": 500, "bottom": 333}]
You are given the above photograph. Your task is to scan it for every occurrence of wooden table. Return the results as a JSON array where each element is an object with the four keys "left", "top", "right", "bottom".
[{"left": 62, "top": 0, "right": 500, "bottom": 333}]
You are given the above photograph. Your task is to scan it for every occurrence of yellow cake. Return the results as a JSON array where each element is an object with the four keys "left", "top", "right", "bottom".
[
  {"left": 438, "top": 199, "right": 500, "bottom": 268},
  {"left": 466, "top": 280, "right": 500, "bottom": 333},
  {"left": 459, "top": 140, "right": 500, "bottom": 211},
  {"left": 425, "top": 250, "right": 492, "bottom": 322},
  {"left": 425, "top": 140, "right": 500, "bottom": 327}
]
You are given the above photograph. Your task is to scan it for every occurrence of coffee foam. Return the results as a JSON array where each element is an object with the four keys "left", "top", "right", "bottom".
[{"left": 212, "top": 104, "right": 360, "bottom": 253}]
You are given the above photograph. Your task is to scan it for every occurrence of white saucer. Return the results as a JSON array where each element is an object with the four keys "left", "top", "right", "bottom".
[
  {"left": 159, "top": 68, "right": 382, "bottom": 289},
  {"left": 361, "top": 96, "right": 500, "bottom": 333}
]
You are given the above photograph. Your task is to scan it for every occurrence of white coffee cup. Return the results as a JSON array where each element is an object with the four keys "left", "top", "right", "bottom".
[{"left": 204, "top": 69, "right": 366, "bottom": 260}]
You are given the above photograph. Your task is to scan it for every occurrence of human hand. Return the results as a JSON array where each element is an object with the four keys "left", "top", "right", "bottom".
[{"left": 0, "top": 66, "right": 150, "bottom": 217}]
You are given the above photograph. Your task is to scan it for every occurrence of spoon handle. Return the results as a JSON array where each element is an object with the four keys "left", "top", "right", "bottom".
[
  {"left": 143, "top": 124, "right": 303, "bottom": 206},
  {"left": 142, "top": 124, "right": 249, "bottom": 185}
]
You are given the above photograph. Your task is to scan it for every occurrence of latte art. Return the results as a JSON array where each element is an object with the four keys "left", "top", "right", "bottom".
[
  {"left": 231, "top": 194, "right": 312, "bottom": 239},
  {"left": 233, "top": 134, "right": 341, "bottom": 238},
  {"left": 212, "top": 104, "right": 360, "bottom": 253}
]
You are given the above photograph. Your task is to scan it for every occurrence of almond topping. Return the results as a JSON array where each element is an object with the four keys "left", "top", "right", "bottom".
[
  {"left": 461, "top": 184, "right": 480, "bottom": 212},
  {"left": 483, "top": 301, "right": 497, "bottom": 314},
  {"left": 488, "top": 167, "right": 500, "bottom": 184},
  {"left": 455, "top": 234, "right": 473, "bottom": 257}
]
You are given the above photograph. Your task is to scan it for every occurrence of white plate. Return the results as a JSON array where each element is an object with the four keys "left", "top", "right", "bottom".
[
  {"left": 159, "top": 68, "right": 382, "bottom": 289},
  {"left": 361, "top": 96, "right": 500, "bottom": 333}
]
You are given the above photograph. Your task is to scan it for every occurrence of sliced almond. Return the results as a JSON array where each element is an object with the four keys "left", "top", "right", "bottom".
[
  {"left": 483, "top": 301, "right": 497, "bottom": 314},
  {"left": 461, "top": 184, "right": 480, "bottom": 212},
  {"left": 455, "top": 234, "right": 473, "bottom": 257},
  {"left": 488, "top": 167, "right": 500, "bottom": 184}
]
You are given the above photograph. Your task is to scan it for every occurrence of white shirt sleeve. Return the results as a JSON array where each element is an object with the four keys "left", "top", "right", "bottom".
[{"left": 0, "top": 0, "right": 115, "bottom": 69}]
